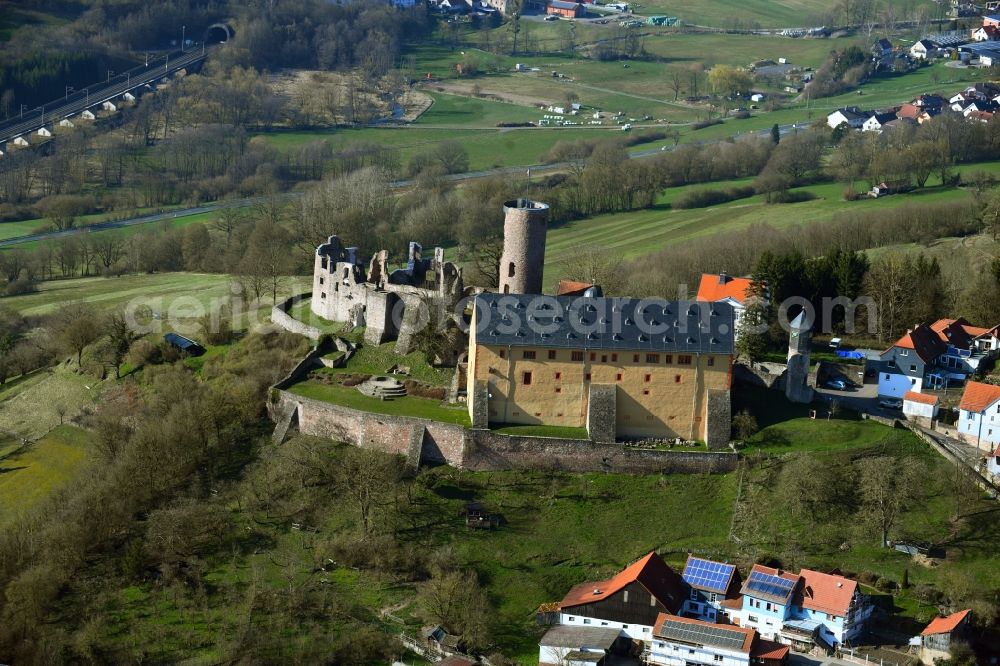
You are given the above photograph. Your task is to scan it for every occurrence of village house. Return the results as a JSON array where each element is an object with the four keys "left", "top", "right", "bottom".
[
  {"left": 648, "top": 614, "right": 789, "bottom": 666},
  {"left": 910, "top": 39, "right": 937, "bottom": 59},
  {"left": 917, "top": 609, "right": 972, "bottom": 665},
  {"left": 872, "top": 38, "right": 893, "bottom": 57},
  {"left": 877, "top": 319, "right": 1000, "bottom": 398},
  {"left": 729, "top": 565, "right": 871, "bottom": 652},
  {"left": 986, "top": 444, "right": 1000, "bottom": 478},
  {"left": 862, "top": 110, "right": 897, "bottom": 132},
  {"left": 984, "top": 14, "right": 1000, "bottom": 28},
  {"left": 826, "top": 107, "right": 867, "bottom": 129},
  {"left": 679, "top": 556, "right": 742, "bottom": 623},
  {"left": 556, "top": 552, "right": 686, "bottom": 642},
  {"left": 466, "top": 293, "right": 735, "bottom": 445},
  {"left": 956, "top": 380, "right": 1000, "bottom": 450},
  {"left": 973, "top": 25, "right": 1000, "bottom": 41}
]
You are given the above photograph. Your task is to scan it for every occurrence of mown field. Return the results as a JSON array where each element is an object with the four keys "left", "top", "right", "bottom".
[{"left": 631, "top": 0, "right": 938, "bottom": 28}]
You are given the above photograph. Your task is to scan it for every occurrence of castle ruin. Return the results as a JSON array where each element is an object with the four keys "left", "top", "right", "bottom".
[{"left": 311, "top": 237, "right": 464, "bottom": 356}]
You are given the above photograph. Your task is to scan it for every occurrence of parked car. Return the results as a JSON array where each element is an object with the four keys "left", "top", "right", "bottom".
[
  {"left": 878, "top": 398, "right": 902, "bottom": 410},
  {"left": 824, "top": 379, "right": 847, "bottom": 390},
  {"left": 829, "top": 337, "right": 842, "bottom": 349},
  {"left": 544, "top": 14, "right": 559, "bottom": 20}
]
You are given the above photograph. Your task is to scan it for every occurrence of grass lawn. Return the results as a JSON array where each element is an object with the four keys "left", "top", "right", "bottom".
[
  {"left": 288, "top": 380, "right": 471, "bottom": 425},
  {"left": 0, "top": 367, "right": 98, "bottom": 438},
  {"left": 732, "top": 385, "right": 917, "bottom": 454},
  {"left": 0, "top": 425, "right": 92, "bottom": 527},
  {"left": 491, "top": 423, "right": 590, "bottom": 439}
]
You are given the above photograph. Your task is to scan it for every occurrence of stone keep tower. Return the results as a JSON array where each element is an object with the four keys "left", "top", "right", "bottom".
[
  {"left": 498, "top": 199, "right": 549, "bottom": 295},
  {"left": 785, "top": 309, "right": 814, "bottom": 404}
]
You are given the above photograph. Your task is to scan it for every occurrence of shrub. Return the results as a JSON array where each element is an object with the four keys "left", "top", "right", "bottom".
[
  {"left": 843, "top": 186, "right": 860, "bottom": 201},
  {"left": 691, "top": 118, "right": 723, "bottom": 130},
  {"left": 673, "top": 186, "right": 755, "bottom": 209}
]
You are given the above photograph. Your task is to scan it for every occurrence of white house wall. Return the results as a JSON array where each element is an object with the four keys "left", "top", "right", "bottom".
[
  {"left": 558, "top": 612, "right": 653, "bottom": 642},
  {"left": 958, "top": 404, "right": 1000, "bottom": 448},
  {"left": 648, "top": 640, "right": 748, "bottom": 666},
  {"left": 879, "top": 372, "right": 920, "bottom": 398}
]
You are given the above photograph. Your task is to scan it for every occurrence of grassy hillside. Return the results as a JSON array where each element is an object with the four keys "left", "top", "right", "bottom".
[
  {"left": 53, "top": 409, "right": 997, "bottom": 663},
  {"left": 0, "top": 425, "right": 92, "bottom": 527}
]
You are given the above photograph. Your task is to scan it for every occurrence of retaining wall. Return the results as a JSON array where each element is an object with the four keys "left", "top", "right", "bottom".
[{"left": 270, "top": 389, "right": 739, "bottom": 474}]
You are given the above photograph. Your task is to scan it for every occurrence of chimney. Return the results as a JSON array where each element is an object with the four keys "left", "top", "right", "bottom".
[
  {"left": 718, "top": 272, "right": 729, "bottom": 285},
  {"left": 593, "top": 588, "right": 602, "bottom": 595}
]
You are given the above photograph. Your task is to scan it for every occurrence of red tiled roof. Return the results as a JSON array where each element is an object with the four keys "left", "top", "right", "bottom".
[
  {"left": 796, "top": 569, "right": 857, "bottom": 617},
  {"left": 560, "top": 552, "right": 685, "bottom": 612},
  {"left": 897, "top": 103, "right": 921, "bottom": 118},
  {"left": 959, "top": 381, "right": 1000, "bottom": 413},
  {"left": 695, "top": 273, "right": 754, "bottom": 305},
  {"left": 922, "top": 609, "right": 971, "bottom": 636},
  {"left": 904, "top": 391, "right": 939, "bottom": 406},
  {"left": 653, "top": 613, "right": 755, "bottom": 654},
  {"left": 751, "top": 638, "right": 790, "bottom": 660},
  {"left": 556, "top": 279, "right": 593, "bottom": 296}
]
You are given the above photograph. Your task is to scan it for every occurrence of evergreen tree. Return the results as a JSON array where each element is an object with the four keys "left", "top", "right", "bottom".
[{"left": 735, "top": 278, "right": 769, "bottom": 363}]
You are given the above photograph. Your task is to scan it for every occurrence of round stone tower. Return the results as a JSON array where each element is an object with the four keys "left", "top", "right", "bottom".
[{"left": 498, "top": 199, "right": 549, "bottom": 295}]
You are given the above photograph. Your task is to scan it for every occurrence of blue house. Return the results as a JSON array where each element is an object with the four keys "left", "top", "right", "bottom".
[
  {"left": 733, "top": 565, "right": 872, "bottom": 652},
  {"left": 680, "top": 556, "right": 742, "bottom": 623},
  {"left": 737, "top": 565, "right": 799, "bottom": 640}
]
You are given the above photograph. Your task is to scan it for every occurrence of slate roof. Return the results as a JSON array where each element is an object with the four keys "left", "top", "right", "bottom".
[
  {"left": 796, "top": 569, "right": 858, "bottom": 617},
  {"left": 560, "top": 551, "right": 686, "bottom": 613},
  {"left": 539, "top": 625, "right": 622, "bottom": 649},
  {"left": 883, "top": 324, "right": 946, "bottom": 364},
  {"left": 472, "top": 293, "right": 735, "bottom": 354},
  {"left": 922, "top": 609, "right": 971, "bottom": 636},
  {"left": 549, "top": 0, "right": 581, "bottom": 9}
]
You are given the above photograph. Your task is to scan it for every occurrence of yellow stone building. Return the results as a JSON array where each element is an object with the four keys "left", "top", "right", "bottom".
[{"left": 467, "top": 293, "right": 735, "bottom": 447}]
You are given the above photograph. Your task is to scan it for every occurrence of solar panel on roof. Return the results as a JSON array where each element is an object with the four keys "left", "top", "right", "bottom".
[
  {"left": 658, "top": 618, "right": 747, "bottom": 651},
  {"left": 682, "top": 558, "right": 734, "bottom": 593},
  {"left": 746, "top": 570, "right": 796, "bottom": 602}
]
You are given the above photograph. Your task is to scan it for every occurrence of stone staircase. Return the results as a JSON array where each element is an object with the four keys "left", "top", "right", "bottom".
[{"left": 356, "top": 376, "right": 408, "bottom": 400}]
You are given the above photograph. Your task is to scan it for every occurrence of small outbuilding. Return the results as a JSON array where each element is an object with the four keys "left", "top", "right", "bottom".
[
  {"left": 164, "top": 332, "right": 206, "bottom": 356},
  {"left": 547, "top": 0, "right": 584, "bottom": 17},
  {"left": 903, "top": 390, "right": 939, "bottom": 427}
]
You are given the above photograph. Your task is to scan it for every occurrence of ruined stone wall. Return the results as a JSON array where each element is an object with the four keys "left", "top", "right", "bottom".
[
  {"left": 270, "top": 389, "right": 738, "bottom": 474},
  {"left": 272, "top": 293, "right": 322, "bottom": 341}
]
